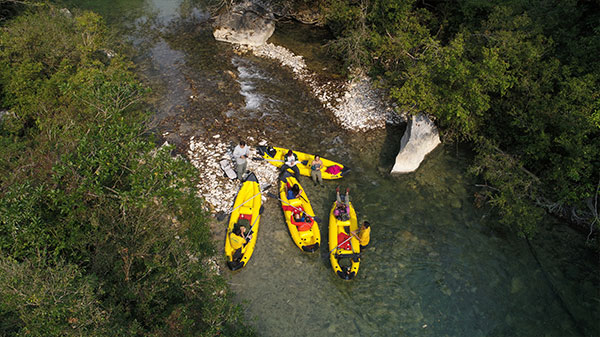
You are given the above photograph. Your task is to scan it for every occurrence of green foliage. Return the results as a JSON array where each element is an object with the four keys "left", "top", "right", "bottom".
[
  {"left": 321, "top": 0, "right": 600, "bottom": 237},
  {"left": 470, "top": 139, "right": 544, "bottom": 236},
  {"left": 0, "top": 6, "right": 254, "bottom": 336},
  {"left": 0, "top": 255, "right": 108, "bottom": 336}
]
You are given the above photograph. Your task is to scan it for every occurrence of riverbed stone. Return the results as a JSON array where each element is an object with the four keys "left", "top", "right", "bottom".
[
  {"left": 391, "top": 113, "right": 441, "bottom": 174},
  {"left": 510, "top": 277, "right": 524, "bottom": 294},
  {"left": 213, "top": 1, "right": 275, "bottom": 47}
]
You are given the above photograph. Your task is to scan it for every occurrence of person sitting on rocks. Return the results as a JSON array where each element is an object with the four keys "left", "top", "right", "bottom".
[{"left": 280, "top": 150, "right": 300, "bottom": 180}]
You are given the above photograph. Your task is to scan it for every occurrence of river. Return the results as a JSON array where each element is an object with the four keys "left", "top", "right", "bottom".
[{"left": 63, "top": 1, "right": 599, "bottom": 336}]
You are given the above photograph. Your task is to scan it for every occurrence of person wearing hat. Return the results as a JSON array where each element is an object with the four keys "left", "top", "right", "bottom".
[{"left": 280, "top": 149, "right": 300, "bottom": 180}]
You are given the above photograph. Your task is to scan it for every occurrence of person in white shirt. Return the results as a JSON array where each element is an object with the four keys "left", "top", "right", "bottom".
[
  {"left": 280, "top": 149, "right": 300, "bottom": 180},
  {"left": 232, "top": 141, "right": 250, "bottom": 180}
]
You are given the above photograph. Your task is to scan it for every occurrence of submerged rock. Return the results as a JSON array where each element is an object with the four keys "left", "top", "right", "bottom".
[{"left": 391, "top": 114, "right": 441, "bottom": 174}]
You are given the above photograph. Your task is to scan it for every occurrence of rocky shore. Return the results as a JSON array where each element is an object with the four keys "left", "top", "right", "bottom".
[{"left": 241, "top": 43, "right": 404, "bottom": 131}]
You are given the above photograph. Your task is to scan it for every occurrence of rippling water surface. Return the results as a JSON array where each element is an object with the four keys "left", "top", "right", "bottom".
[{"left": 64, "top": 1, "right": 599, "bottom": 336}]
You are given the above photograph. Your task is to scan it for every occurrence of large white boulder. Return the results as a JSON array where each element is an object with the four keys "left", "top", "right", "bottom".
[
  {"left": 391, "top": 113, "right": 441, "bottom": 174},
  {"left": 213, "top": 1, "right": 275, "bottom": 47}
]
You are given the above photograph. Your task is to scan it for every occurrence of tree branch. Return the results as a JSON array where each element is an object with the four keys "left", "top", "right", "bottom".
[{"left": 587, "top": 176, "right": 599, "bottom": 242}]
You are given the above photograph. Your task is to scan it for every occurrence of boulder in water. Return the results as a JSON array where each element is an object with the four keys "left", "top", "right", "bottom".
[
  {"left": 391, "top": 113, "right": 441, "bottom": 174},
  {"left": 213, "top": 1, "right": 275, "bottom": 47}
]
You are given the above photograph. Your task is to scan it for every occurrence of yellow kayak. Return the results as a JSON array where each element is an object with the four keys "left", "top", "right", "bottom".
[
  {"left": 328, "top": 198, "right": 360, "bottom": 280},
  {"left": 224, "top": 172, "right": 263, "bottom": 270},
  {"left": 257, "top": 145, "right": 350, "bottom": 179},
  {"left": 277, "top": 171, "right": 320, "bottom": 252}
]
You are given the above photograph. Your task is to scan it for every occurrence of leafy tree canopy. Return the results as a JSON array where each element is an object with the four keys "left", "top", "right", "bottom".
[
  {"left": 0, "top": 6, "right": 254, "bottom": 336},
  {"left": 321, "top": 0, "right": 600, "bottom": 238}
]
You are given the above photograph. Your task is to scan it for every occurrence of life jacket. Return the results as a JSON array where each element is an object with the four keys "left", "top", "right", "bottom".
[
  {"left": 359, "top": 227, "right": 371, "bottom": 246},
  {"left": 296, "top": 221, "right": 313, "bottom": 231},
  {"left": 230, "top": 233, "right": 246, "bottom": 250},
  {"left": 291, "top": 213, "right": 313, "bottom": 231}
]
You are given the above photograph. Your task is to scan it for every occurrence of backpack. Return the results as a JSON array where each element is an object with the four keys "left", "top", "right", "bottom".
[{"left": 325, "top": 165, "right": 342, "bottom": 175}]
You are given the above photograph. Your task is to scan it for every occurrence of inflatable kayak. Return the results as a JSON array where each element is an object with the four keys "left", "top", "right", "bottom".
[
  {"left": 328, "top": 197, "right": 360, "bottom": 280},
  {"left": 225, "top": 172, "right": 263, "bottom": 270},
  {"left": 257, "top": 145, "right": 350, "bottom": 179},
  {"left": 278, "top": 171, "right": 320, "bottom": 252}
]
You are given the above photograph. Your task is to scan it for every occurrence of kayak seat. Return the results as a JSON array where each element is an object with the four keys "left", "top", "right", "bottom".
[
  {"left": 337, "top": 220, "right": 350, "bottom": 227},
  {"left": 337, "top": 232, "right": 352, "bottom": 250},
  {"left": 238, "top": 213, "right": 252, "bottom": 223}
]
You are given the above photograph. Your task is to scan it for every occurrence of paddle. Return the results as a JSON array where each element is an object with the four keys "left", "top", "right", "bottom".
[
  {"left": 252, "top": 157, "right": 283, "bottom": 162},
  {"left": 334, "top": 252, "right": 362, "bottom": 260},
  {"left": 244, "top": 205, "right": 265, "bottom": 240},
  {"left": 328, "top": 230, "right": 359, "bottom": 255},
  {"left": 252, "top": 156, "right": 309, "bottom": 165},
  {"left": 266, "top": 192, "right": 322, "bottom": 223},
  {"left": 217, "top": 184, "right": 271, "bottom": 221}
]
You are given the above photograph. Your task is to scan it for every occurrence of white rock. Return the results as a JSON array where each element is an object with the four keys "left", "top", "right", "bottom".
[
  {"left": 213, "top": 1, "right": 275, "bottom": 47},
  {"left": 391, "top": 114, "right": 441, "bottom": 174}
]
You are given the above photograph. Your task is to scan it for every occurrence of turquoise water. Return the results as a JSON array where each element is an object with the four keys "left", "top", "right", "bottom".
[{"left": 63, "top": 1, "right": 599, "bottom": 336}]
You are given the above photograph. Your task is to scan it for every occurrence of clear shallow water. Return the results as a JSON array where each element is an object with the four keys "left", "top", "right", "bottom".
[{"left": 64, "top": 1, "right": 599, "bottom": 336}]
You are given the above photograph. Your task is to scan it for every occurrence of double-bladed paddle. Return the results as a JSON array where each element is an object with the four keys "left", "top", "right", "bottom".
[
  {"left": 252, "top": 156, "right": 309, "bottom": 166},
  {"left": 266, "top": 192, "right": 322, "bottom": 223},
  {"left": 217, "top": 183, "right": 271, "bottom": 221},
  {"left": 243, "top": 205, "right": 265, "bottom": 240}
]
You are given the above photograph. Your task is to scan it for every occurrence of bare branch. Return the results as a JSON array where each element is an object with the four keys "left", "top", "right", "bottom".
[
  {"left": 475, "top": 183, "right": 500, "bottom": 192},
  {"left": 587, "top": 176, "right": 599, "bottom": 242}
]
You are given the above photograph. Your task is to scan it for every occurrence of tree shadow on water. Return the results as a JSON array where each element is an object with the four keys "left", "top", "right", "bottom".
[{"left": 377, "top": 122, "right": 407, "bottom": 173}]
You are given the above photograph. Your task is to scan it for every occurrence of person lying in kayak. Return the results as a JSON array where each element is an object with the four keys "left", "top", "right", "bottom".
[
  {"left": 334, "top": 187, "right": 350, "bottom": 221},
  {"left": 286, "top": 183, "right": 301, "bottom": 199},
  {"left": 293, "top": 212, "right": 306, "bottom": 222}
]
